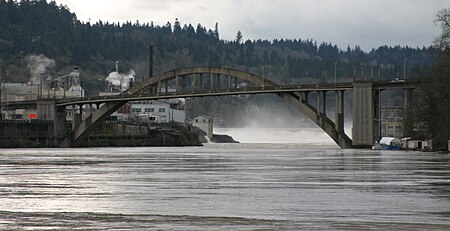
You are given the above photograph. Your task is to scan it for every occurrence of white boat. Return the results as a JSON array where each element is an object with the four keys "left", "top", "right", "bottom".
[
  {"left": 372, "top": 141, "right": 382, "bottom": 150},
  {"left": 379, "top": 137, "right": 401, "bottom": 150}
]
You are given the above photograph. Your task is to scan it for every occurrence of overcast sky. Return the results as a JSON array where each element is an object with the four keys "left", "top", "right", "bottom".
[{"left": 55, "top": 0, "right": 450, "bottom": 51}]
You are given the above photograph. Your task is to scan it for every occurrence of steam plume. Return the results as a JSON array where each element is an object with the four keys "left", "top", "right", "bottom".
[
  {"left": 25, "top": 54, "right": 55, "bottom": 84},
  {"left": 105, "top": 69, "right": 135, "bottom": 91}
]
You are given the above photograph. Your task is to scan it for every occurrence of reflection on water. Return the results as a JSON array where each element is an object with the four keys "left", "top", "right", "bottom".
[{"left": 0, "top": 144, "right": 449, "bottom": 230}]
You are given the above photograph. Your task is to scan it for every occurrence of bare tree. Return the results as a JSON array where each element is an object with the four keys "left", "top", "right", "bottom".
[
  {"left": 415, "top": 8, "right": 450, "bottom": 150},
  {"left": 434, "top": 8, "right": 450, "bottom": 51}
]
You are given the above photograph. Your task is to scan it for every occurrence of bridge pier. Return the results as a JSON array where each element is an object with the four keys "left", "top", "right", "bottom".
[
  {"left": 164, "top": 80, "right": 169, "bottom": 93},
  {"left": 192, "top": 74, "right": 197, "bottom": 91},
  {"left": 210, "top": 73, "right": 213, "bottom": 89},
  {"left": 157, "top": 81, "right": 161, "bottom": 95},
  {"left": 54, "top": 105, "right": 69, "bottom": 147},
  {"left": 335, "top": 90, "right": 344, "bottom": 133},
  {"left": 180, "top": 76, "right": 185, "bottom": 92},
  {"left": 316, "top": 91, "right": 321, "bottom": 117},
  {"left": 72, "top": 105, "right": 82, "bottom": 132},
  {"left": 403, "top": 88, "right": 414, "bottom": 137},
  {"left": 199, "top": 73, "right": 204, "bottom": 90},
  {"left": 352, "top": 82, "right": 374, "bottom": 148},
  {"left": 36, "top": 100, "right": 55, "bottom": 120},
  {"left": 373, "top": 88, "right": 381, "bottom": 142},
  {"left": 216, "top": 74, "right": 221, "bottom": 89},
  {"left": 176, "top": 75, "right": 180, "bottom": 92}
]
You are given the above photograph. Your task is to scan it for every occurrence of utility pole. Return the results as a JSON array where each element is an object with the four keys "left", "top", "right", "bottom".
[
  {"left": 148, "top": 44, "right": 154, "bottom": 79},
  {"left": 261, "top": 65, "right": 265, "bottom": 88},
  {"left": 39, "top": 72, "right": 43, "bottom": 99},
  {"left": 403, "top": 57, "right": 407, "bottom": 80},
  {"left": 0, "top": 62, "right": 5, "bottom": 121},
  {"left": 334, "top": 61, "right": 338, "bottom": 86}
]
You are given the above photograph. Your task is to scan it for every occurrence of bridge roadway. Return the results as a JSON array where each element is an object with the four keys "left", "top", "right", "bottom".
[{"left": 4, "top": 80, "right": 419, "bottom": 108}]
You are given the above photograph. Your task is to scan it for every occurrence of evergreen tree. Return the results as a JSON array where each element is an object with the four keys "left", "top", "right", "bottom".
[
  {"left": 173, "top": 18, "right": 181, "bottom": 35},
  {"left": 236, "top": 30, "right": 243, "bottom": 44},
  {"left": 213, "top": 22, "right": 219, "bottom": 39}
]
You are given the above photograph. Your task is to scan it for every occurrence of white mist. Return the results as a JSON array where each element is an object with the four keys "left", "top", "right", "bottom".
[{"left": 215, "top": 127, "right": 336, "bottom": 146}]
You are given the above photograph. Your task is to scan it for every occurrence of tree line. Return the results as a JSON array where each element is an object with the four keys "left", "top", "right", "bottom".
[{"left": 0, "top": 0, "right": 434, "bottom": 88}]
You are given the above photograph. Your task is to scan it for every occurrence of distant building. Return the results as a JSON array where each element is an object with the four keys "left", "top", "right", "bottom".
[
  {"left": 99, "top": 91, "right": 186, "bottom": 124},
  {"left": 381, "top": 106, "right": 403, "bottom": 138},
  {"left": 192, "top": 115, "right": 213, "bottom": 140},
  {"left": 2, "top": 68, "right": 84, "bottom": 120},
  {"left": 128, "top": 100, "right": 185, "bottom": 124}
]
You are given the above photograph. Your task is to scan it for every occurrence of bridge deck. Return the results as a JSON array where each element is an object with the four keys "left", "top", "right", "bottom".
[{"left": 4, "top": 80, "right": 420, "bottom": 108}]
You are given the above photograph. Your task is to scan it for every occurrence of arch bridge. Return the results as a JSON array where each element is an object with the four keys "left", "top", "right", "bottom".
[{"left": 7, "top": 67, "right": 419, "bottom": 148}]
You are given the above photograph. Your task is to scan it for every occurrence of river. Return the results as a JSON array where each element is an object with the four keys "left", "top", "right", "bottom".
[{"left": 0, "top": 129, "right": 449, "bottom": 230}]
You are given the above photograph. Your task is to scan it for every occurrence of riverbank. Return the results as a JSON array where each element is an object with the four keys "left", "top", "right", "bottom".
[
  {"left": 0, "top": 121, "right": 202, "bottom": 148},
  {"left": 80, "top": 127, "right": 202, "bottom": 147}
]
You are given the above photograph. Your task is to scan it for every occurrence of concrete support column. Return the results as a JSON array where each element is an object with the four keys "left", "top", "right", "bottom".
[
  {"left": 88, "top": 104, "right": 93, "bottom": 117},
  {"left": 335, "top": 91, "right": 340, "bottom": 130},
  {"left": 157, "top": 81, "right": 161, "bottom": 95},
  {"left": 216, "top": 74, "right": 221, "bottom": 89},
  {"left": 316, "top": 91, "right": 321, "bottom": 116},
  {"left": 403, "top": 88, "right": 414, "bottom": 137},
  {"left": 72, "top": 105, "right": 82, "bottom": 131},
  {"left": 304, "top": 91, "right": 309, "bottom": 103},
  {"left": 199, "top": 73, "right": 203, "bottom": 90},
  {"left": 210, "top": 73, "right": 214, "bottom": 90},
  {"left": 54, "top": 106, "right": 67, "bottom": 146},
  {"left": 234, "top": 77, "right": 238, "bottom": 88},
  {"left": 165, "top": 80, "right": 169, "bottom": 93},
  {"left": 71, "top": 105, "right": 75, "bottom": 131},
  {"left": 352, "top": 82, "right": 374, "bottom": 147},
  {"left": 176, "top": 76, "right": 180, "bottom": 93},
  {"left": 373, "top": 89, "right": 381, "bottom": 141},
  {"left": 335, "top": 91, "right": 344, "bottom": 132},
  {"left": 322, "top": 91, "right": 327, "bottom": 116},
  {"left": 192, "top": 74, "right": 197, "bottom": 91},
  {"left": 338, "top": 91, "right": 345, "bottom": 132},
  {"left": 181, "top": 76, "right": 185, "bottom": 92},
  {"left": 37, "top": 100, "right": 56, "bottom": 120},
  {"left": 85, "top": 104, "right": 92, "bottom": 128},
  {"left": 228, "top": 75, "right": 231, "bottom": 89}
]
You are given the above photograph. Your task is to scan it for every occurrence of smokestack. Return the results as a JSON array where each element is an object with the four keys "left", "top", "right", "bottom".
[
  {"left": 115, "top": 61, "right": 119, "bottom": 73},
  {"left": 149, "top": 45, "right": 153, "bottom": 78}
]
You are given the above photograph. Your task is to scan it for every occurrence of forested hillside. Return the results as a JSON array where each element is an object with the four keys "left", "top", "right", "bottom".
[
  {"left": 0, "top": 0, "right": 437, "bottom": 127},
  {"left": 0, "top": 0, "right": 434, "bottom": 87}
]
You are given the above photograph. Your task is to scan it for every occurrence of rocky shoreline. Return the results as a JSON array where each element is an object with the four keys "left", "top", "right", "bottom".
[
  {"left": 0, "top": 121, "right": 242, "bottom": 148},
  {"left": 211, "top": 134, "right": 239, "bottom": 143}
]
